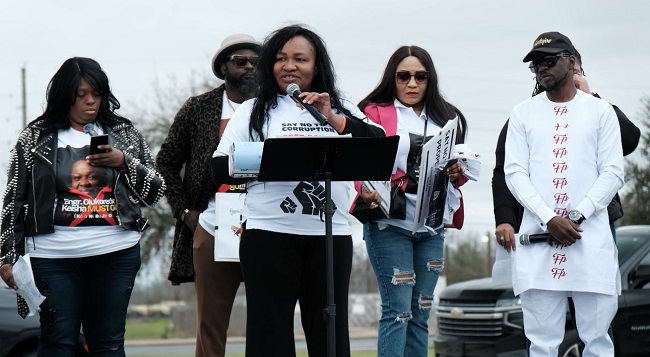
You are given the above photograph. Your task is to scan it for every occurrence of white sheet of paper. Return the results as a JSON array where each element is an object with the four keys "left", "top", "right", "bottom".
[
  {"left": 453, "top": 144, "right": 481, "bottom": 182},
  {"left": 13, "top": 254, "right": 45, "bottom": 316},
  {"left": 412, "top": 117, "right": 458, "bottom": 233},
  {"left": 214, "top": 192, "right": 246, "bottom": 262}
]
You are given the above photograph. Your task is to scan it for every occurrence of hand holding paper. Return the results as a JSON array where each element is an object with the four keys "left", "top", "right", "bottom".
[
  {"left": 12, "top": 254, "right": 45, "bottom": 317},
  {"left": 453, "top": 144, "right": 481, "bottom": 182}
]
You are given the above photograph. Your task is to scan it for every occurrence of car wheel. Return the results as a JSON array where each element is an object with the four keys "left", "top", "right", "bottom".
[{"left": 559, "top": 330, "right": 584, "bottom": 357}]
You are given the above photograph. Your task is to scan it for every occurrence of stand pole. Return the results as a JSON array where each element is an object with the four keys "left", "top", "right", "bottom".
[
  {"left": 323, "top": 173, "right": 336, "bottom": 357},
  {"left": 257, "top": 137, "right": 400, "bottom": 357}
]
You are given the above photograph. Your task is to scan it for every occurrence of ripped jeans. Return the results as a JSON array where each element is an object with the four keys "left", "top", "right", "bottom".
[
  {"left": 31, "top": 242, "right": 141, "bottom": 357},
  {"left": 364, "top": 222, "right": 444, "bottom": 357}
]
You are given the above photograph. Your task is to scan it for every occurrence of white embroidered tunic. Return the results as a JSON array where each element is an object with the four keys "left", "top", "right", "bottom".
[{"left": 504, "top": 90, "right": 624, "bottom": 296}]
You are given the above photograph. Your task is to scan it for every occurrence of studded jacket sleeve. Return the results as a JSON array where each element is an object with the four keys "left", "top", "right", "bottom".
[
  {"left": 115, "top": 123, "right": 166, "bottom": 207},
  {"left": 0, "top": 128, "right": 35, "bottom": 265}
]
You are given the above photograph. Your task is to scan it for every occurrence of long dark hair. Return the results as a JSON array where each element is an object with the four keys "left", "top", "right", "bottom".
[
  {"left": 249, "top": 24, "right": 358, "bottom": 140},
  {"left": 359, "top": 46, "right": 467, "bottom": 143},
  {"left": 38, "top": 57, "right": 127, "bottom": 129}
]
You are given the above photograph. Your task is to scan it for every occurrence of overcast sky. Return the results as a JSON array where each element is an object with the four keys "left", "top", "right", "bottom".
[{"left": 1, "top": 0, "right": 648, "bottom": 237}]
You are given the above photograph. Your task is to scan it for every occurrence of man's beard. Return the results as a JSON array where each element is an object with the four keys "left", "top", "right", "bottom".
[
  {"left": 538, "top": 67, "right": 571, "bottom": 93},
  {"left": 225, "top": 69, "right": 259, "bottom": 99}
]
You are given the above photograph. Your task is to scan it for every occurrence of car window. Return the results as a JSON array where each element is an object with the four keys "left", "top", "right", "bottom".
[
  {"left": 640, "top": 251, "right": 650, "bottom": 265},
  {"left": 632, "top": 250, "right": 650, "bottom": 289},
  {"left": 617, "top": 234, "right": 648, "bottom": 263}
]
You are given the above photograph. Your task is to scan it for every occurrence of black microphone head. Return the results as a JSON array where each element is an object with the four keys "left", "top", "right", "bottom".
[{"left": 286, "top": 83, "right": 300, "bottom": 97}]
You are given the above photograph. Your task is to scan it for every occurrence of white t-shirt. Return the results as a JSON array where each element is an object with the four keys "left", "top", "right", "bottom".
[
  {"left": 198, "top": 91, "right": 241, "bottom": 235},
  {"left": 214, "top": 94, "right": 364, "bottom": 236},
  {"left": 505, "top": 90, "right": 624, "bottom": 296},
  {"left": 27, "top": 124, "right": 140, "bottom": 258}
]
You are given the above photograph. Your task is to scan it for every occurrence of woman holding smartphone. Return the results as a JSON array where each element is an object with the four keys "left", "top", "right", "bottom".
[{"left": 0, "top": 57, "right": 165, "bottom": 356}]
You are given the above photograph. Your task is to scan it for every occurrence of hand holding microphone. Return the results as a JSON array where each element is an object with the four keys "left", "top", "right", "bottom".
[
  {"left": 519, "top": 232, "right": 581, "bottom": 247},
  {"left": 286, "top": 83, "right": 330, "bottom": 126},
  {"left": 519, "top": 233, "right": 551, "bottom": 245}
]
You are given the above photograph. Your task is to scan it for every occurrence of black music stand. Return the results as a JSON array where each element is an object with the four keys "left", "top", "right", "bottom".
[{"left": 258, "top": 136, "right": 399, "bottom": 357}]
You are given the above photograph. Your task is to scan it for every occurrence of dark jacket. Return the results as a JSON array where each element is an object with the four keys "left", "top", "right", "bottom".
[
  {"left": 156, "top": 86, "right": 225, "bottom": 284},
  {"left": 492, "top": 98, "right": 640, "bottom": 231},
  {"left": 0, "top": 118, "right": 166, "bottom": 265}
]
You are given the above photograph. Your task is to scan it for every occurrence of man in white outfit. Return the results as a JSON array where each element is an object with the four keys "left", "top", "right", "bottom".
[{"left": 504, "top": 32, "right": 624, "bottom": 356}]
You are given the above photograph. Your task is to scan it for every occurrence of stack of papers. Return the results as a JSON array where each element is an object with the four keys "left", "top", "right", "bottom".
[{"left": 229, "top": 142, "right": 263, "bottom": 178}]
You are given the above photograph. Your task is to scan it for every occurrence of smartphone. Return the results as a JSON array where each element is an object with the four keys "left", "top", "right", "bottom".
[{"left": 89, "top": 134, "right": 109, "bottom": 155}]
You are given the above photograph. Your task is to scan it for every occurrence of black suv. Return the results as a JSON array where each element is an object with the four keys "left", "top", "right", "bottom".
[
  {"left": 0, "top": 283, "right": 88, "bottom": 357},
  {"left": 434, "top": 225, "right": 650, "bottom": 356}
]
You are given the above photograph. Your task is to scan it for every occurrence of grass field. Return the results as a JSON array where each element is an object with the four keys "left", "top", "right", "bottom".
[{"left": 125, "top": 317, "right": 172, "bottom": 340}]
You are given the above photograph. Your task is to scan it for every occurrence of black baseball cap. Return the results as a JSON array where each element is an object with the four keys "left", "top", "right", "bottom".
[{"left": 523, "top": 31, "right": 576, "bottom": 62}]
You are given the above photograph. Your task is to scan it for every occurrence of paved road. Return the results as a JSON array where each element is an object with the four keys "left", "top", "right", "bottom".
[{"left": 125, "top": 337, "right": 379, "bottom": 355}]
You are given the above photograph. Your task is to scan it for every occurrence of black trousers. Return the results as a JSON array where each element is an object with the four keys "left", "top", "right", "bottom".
[{"left": 240, "top": 228, "right": 352, "bottom": 357}]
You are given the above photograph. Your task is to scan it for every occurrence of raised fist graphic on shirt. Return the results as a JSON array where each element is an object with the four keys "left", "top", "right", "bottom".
[
  {"left": 292, "top": 181, "right": 336, "bottom": 215},
  {"left": 280, "top": 197, "right": 298, "bottom": 213}
]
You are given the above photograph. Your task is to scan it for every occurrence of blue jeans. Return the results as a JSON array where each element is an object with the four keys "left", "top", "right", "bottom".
[
  {"left": 31, "top": 243, "right": 141, "bottom": 357},
  {"left": 364, "top": 222, "right": 444, "bottom": 357}
]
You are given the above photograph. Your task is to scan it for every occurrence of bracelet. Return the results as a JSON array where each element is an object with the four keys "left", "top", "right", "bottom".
[{"left": 180, "top": 208, "right": 190, "bottom": 222}]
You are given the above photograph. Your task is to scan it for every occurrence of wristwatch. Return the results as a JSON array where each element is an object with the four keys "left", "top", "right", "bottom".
[
  {"left": 180, "top": 208, "right": 190, "bottom": 222},
  {"left": 568, "top": 210, "right": 585, "bottom": 225}
]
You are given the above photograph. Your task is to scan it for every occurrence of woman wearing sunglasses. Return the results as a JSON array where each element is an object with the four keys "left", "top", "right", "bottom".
[
  {"left": 211, "top": 24, "right": 384, "bottom": 357},
  {"left": 357, "top": 46, "right": 469, "bottom": 357}
]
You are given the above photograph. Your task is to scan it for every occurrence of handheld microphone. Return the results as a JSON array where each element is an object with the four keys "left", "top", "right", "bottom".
[
  {"left": 286, "top": 83, "right": 329, "bottom": 126},
  {"left": 519, "top": 233, "right": 550, "bottom": 245},
  {"left": 83, "top": 123, "right": 99, "bottom": 136}
]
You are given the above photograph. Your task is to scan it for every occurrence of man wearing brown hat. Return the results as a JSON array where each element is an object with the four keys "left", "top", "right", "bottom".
[
  {"left": 157, "top": 33, "right": 260, "bottom": 357},
  {"left": 503, "top": 31, "right": 623, "bottom": 356}
]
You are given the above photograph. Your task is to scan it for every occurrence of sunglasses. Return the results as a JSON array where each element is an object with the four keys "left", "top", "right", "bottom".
[
  {"left": 529, "top": 54, "right": 571, "bottom": 73},
  {"left": 228, "top": 55, "right": 259, "bottom": 67},
  {"left": 395, "top": 71, "right": 429, "bottom": 84}
]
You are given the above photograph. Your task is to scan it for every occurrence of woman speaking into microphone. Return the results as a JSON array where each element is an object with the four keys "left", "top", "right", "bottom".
[{"left": 211, "top": 24, "right": 384, "bottom": 357}]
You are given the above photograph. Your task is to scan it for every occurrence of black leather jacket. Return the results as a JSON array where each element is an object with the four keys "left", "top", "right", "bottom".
[{"left": 0, "top": 118, "right": 166, "bottom": 265}]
